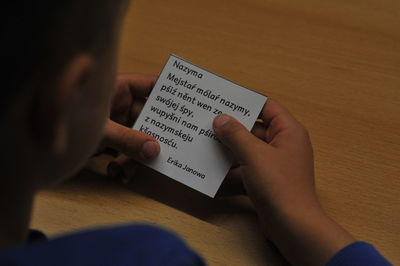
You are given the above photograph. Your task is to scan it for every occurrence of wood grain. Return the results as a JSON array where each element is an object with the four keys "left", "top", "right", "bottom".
[{"left": 32, "top": 0, "right": 400, "bottom": 264}]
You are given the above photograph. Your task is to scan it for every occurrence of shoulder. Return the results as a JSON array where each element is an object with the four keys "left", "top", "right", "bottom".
[{"left": 0, "top": 224, "right": 205, "bottom": 266}]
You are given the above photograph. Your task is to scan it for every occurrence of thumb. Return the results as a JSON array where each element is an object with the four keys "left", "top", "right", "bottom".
[
  {"left": 103, "top": 119, "right": 160, "bottom": 161},
  {"left": 213, "top": 114, "right": 264, "bottom": 164}
]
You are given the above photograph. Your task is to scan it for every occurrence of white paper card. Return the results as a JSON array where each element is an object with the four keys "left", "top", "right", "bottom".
[{"left": 133, "top": 55, "right": 267, "bottom": 197}]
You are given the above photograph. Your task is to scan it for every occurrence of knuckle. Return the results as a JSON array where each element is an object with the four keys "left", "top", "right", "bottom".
[{"left": 298, "top": 123, "right": 311, "bottom": 140}]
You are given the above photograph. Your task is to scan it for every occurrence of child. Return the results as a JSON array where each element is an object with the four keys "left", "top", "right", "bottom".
[{"left": 0, "top": 1, "right": 392, "bottom": 265}]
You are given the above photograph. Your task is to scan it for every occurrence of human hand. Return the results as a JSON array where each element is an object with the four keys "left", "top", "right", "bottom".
[
  {"left": 213, "top": 99, "right": 354, "bottom": 265},
  {"left": 214, "top": 99, "right": 316, "bottom": 216},
  {"left": 101, "top": 73, "right": 160, "bottom": 182}
]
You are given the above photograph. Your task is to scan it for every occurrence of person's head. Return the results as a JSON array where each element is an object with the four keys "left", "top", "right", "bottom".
[{"left": 1, "top": 1, "right": 128, "bottom": 191}]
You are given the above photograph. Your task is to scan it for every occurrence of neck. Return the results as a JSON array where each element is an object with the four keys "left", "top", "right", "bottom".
[{"left": 0, "top": 180, "right": 34, "bottom": 248}]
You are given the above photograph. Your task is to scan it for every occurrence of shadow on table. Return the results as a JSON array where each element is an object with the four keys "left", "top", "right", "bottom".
[
  {"left": 127, "top": 166, "right": 255, "bottom": 222},
  {"left": 68, "top": 165, "right": 256, "bottom": 225},
  {"left": 54, "top": 163, "right": 289, "bottom": 266}
]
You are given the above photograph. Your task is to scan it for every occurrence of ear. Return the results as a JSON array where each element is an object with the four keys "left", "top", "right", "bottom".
[
  {"left": 52, "top": 54, "right": 95, "bottom": 154},
  {"left": 57, "top": 54, "right": 94, "bottom": 107},
  {"left": 29, "top": 54, "right": 95, "bottom": 154}
]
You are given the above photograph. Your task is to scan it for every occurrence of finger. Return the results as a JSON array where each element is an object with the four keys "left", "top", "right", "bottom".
[
  {"left": 110, "top": 86, "right": 132, "bottom": 125},
  {"left": 251, "top": 122, "right": 267, "bottom": 141},
  {"left": 260, "top": 99, "right": 306, "bottom": 147},
  {"left": 107, "top": 159, "right": 122, "bottom": 179},
  {"left": 107, "top": 154, "right": 138, "bottom": 184},
  {"left": 114, "top": 99, "right": 145, "bottom": 128},
  {"left": 103, "top": 120, "right": 160, "bottom": 161},
  {"left": 213, "top": 114, "right": 267, "bottom": 164},
  {"left": 229, "top": 123, "right": 266, "bottom": 168},
  {"left": 260, "top": 98, "right": 298, "bottom": 128},
  {"left": 117, "top": 154, "right": 139, "bottom": 184},
  {"left": 117, "top": 73, "right": 157, "bottom": 99},
  {"left": 111, "top": 73, "right": 154, "bottom": 124},
  {"left": 121, "top": 161, "right": 138, "bottom": 184},
  {"left": 131, "top": 100, "right": 145, "bottom": 122}
]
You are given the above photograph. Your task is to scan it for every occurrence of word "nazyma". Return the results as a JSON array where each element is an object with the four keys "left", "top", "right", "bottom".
[{"left": 173, "top": 60, "right": 203, "bottom": 79}]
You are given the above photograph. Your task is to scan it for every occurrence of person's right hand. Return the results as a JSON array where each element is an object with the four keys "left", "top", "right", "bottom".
[{"left": 213, "top": 99, "right": 355, "bottom": 266}]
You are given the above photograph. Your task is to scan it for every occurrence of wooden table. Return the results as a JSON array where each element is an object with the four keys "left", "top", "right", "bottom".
[{"left": 32, "top": 0, "right": 400, "bottom": 264}]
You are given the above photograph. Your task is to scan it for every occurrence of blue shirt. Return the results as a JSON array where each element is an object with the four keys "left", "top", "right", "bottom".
[
  {"left": 0, "top": 224, "right": 392, "bottom": 265},
  {"left": 0, "top": 225, "right": 204, "bottom": 266},
  {"left": 327, "top": 241, "right": 392, "bottom": 266}
]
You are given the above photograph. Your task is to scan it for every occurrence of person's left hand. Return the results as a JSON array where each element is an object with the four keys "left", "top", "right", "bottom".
[{"left": 100, "top": 73, "right": 160, "bottom": 183}]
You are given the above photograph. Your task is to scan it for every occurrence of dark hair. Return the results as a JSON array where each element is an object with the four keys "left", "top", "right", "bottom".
[{"left": 1, "top": 1, "right": 120, "bottom": 116}]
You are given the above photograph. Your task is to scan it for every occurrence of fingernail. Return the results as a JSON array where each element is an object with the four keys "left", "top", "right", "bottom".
[
  {"left": 214, "top": 115, "right": 231, "bottom": 128},
  {"left": 141, "top": 141, "right": 159, "bottom": 159}
]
